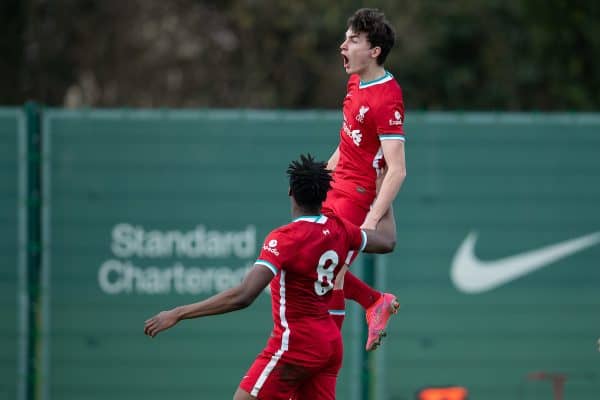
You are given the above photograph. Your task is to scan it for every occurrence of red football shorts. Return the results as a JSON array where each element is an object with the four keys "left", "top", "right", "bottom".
[
  {"left": 322, "top": 189, "right": 369, "bottom": 226},
  {"left": 238, "top": 337, "right": 342, "bottom": 400}
]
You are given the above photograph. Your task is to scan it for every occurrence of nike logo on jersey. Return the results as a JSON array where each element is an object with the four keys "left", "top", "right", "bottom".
[{"left": 451, "top": 231, "right": 600, "bottom": 293}]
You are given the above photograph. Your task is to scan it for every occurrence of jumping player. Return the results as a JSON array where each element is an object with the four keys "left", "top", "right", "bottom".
[
  {"left": 323, "top": 8, "right": 407, "bottom": 351},
  {"left": 144, "top": 154, "right": 395, "bottom": 400}
]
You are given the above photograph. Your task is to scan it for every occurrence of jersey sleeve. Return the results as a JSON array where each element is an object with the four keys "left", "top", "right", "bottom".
[
  {"left": 255, "top": 229, "right": 290, "bottom": 276},
  {"left": 375, "top": 89, "right": 405, "bottom": 140}
]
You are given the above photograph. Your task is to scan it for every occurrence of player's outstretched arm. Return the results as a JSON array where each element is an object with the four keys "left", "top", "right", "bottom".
[{"left": 144, "top": 265, "right": 273, "bottom": 338}]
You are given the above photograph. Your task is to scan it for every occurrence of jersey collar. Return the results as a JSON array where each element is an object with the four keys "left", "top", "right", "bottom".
[
  {"left": 359, "top": 70, "right": 393, "bottom": 89},
  {"left": 292, "top": 214, "right": 328, "bottom": 224}
]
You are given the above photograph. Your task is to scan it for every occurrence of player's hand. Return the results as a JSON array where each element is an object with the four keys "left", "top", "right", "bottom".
[
  {"left": 144, "top": 310, "right": 179, "bottom": 338},
  {"left": 360, "top": 217, "right": 378, "bottom": 230}
]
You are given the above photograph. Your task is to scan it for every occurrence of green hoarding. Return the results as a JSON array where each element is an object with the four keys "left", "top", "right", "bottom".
[
  {"left": 41, "top": 109, "right": 362, "bottom": 400},
  {"left": 383, "top": 113, "right": 600, "bottom": 399},
  {"left": 0, "top": 109, "right": 26, "bottom": 400},
  {"left": 40, "top": 110, "right": 600, "bottom": 400}
]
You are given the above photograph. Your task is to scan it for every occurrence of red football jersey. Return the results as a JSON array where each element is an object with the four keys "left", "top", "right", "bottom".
[
  {"left": 332, "top": 72, "right": 405, "bottom": 209},
  {"left": 255, "top": 213, "right": 366, "bottom": 365}
]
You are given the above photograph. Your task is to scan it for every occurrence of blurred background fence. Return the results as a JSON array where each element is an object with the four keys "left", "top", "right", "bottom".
[{"left": 1, "top": 105, "right": 599, "bottom": 399}]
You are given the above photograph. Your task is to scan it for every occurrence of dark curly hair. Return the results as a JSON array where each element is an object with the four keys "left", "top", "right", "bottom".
[{"left": 287, "top": 154, "right": 333, "bottom": 210}]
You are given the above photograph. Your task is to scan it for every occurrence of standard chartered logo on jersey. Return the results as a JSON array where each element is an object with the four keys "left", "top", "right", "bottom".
[{"left": 98, "top": 223, "right": 256, "bottom": 295}]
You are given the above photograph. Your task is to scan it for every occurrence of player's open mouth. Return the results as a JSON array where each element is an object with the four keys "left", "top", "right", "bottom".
[{"left": 342, "top": 55, "right": 349, "bottom": 68}]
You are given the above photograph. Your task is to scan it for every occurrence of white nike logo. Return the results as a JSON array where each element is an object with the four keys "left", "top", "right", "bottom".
[{"left": 451, "top": 231, "right": 600, "bottom": 294}]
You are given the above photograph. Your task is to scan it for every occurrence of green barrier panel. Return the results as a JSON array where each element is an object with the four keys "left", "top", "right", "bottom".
[
  {"left": 0, "top": 108, "right": 26, "bottom": 400},
  {"left": 41, "top": 110, "right": 600, "bottom": 400},
  {"left": 382, "top": 113, "right": 600, "bottom": 400},
  {"left": 41, "top": 109, "right": 366, "bottom": 400}
]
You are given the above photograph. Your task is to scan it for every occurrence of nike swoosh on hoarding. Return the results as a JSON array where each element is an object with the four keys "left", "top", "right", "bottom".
[{"left": 451, "top": 231, "right": 600, "bottom": 294}]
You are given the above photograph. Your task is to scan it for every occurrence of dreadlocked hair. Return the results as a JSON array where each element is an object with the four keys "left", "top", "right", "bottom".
[{"left": 287, "top": 153, "right": 333, "bottom": 210}]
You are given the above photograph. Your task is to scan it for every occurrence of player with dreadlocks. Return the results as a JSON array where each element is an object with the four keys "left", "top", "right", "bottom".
[{"left": 144, "top": 154, "right": 395, "bottom": 400}]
